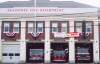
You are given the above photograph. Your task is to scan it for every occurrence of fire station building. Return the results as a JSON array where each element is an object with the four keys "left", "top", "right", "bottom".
[{"left": 0, "top": 0, "right": 99, "bottom": 63}]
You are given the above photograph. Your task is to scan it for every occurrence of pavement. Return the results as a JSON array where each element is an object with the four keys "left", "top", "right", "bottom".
[{"left": 0, "top": 63, "right": 100, "bottom": 64}]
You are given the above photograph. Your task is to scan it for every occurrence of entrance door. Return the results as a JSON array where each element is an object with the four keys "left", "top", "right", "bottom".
[
  {"left": 2, "top": 45, "right": 20, "bottom": 63},
  {"left": 75, "top": 43, "right": 93, "bottom": 63},
  {"left": 51, "top": 43, "right": 69, "bottom": 63},
  {"left": 26, "top": 43, "right": 44, "bottom": 63}
]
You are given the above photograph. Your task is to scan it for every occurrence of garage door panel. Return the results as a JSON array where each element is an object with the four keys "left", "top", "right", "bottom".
[
  {"left": 3, "top": 45, "right": 20, "bottom": 52},
  {"left": 2, "top": 56, "right": 20, "bottom": 63},
  {"left": 2, "top": 45, "right": 20, "bottom": 63}
]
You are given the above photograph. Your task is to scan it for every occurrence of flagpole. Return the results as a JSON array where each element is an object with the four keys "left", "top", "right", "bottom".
[{"left": 34, "top": 0, "right": 36, "bottom": 33}]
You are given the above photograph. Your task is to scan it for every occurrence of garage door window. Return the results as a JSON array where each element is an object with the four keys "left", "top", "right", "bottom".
[
  {"left": 9, "top": 53, "right": 13, "bottom": 56},
  {"left": 2, "top": 53, "right": 7, "bottom": 56},
  {"left": 15, "top": 53, "right": 20, "bottom": 56}
]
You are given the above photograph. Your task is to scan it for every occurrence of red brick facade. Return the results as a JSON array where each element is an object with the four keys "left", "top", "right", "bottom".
[
  {"left": 74, "top": 21, "right": 94, "bottom": 40},
  {"left": 1, "top": 21, "right": 94, "bottom": 41},
  {"left": 1, "top": 21, "right": 21, "bottom": 41},
  {"left": 50, "top": 21, "right": 69, "bottom": 40},
  {"left": 26, "top": 21, "right": 45, "bottom": 40}
]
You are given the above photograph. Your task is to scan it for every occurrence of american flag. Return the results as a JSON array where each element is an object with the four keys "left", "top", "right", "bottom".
[
  {"left": 30, "top": 33, "right": 40, "bottom": 37},
  {"left": 80, "top": 33, "right": 90, "bottom": 36},
  {"left": 6, "top": 33, "right": 16, "bottom": 37}
]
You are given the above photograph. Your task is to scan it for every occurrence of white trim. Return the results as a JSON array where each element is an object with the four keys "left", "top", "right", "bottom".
[
  {"left": 69, "top": 20, "right": 75, "bottom": 63},
  {"left": 0, "top": 8, "right": 97, "bottom": 14},
  {"left": 93, "top": 21, "right": 99, "bottom": 63},
  {"left": 45, "top": 21, "right": 50, "bottom": 63},
  {"left": 20, "top": 21, "right": 26, "bottom": 62},
  {"left": 0, "top": 21, "right": 2, "bottom": 62},
  {"left": 0, "top": 17, "right": 97, "bottom": 22}
]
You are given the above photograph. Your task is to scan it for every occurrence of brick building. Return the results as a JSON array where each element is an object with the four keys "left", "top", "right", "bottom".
[{"left": 0, "top": 0, "right": 99, "bottom": 63}]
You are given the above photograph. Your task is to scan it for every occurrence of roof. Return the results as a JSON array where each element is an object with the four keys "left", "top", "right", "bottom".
[{"left": 0, "top": 0, "right": 95, "bottom": 8}]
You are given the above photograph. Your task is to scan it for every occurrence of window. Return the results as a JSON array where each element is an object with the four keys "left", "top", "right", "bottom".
[
  {"left": 29, "top": 49, "right": 44, "bottom": 60},
  {"left": 28, "top": 23, "right": 33, "bottom": 33},
  {"left": 77, "top": 49, "right": 89, "bottom": 53},
  {"left": 52, "top": 23, "right": 58, "bottom": 33},
  {"left": 76, "top": 48, "right": 90, "bottom": 60},
  {"left": 15, "top": 53, "right": 20, "bottom": 56},
  {"left": 4, "top": 23, "right": 9, "bottom": 33},
  {"left": 9, "top": 53, "right": 13, "bottom": 56},
  {"left": 61, "top": 23, "right": 67, "bottom": 32},
  {"left": 2, "top": 53, "right": 7, "bottom": 56},
  {"left": 13, "top": 23, "right": 19, "bottom": 33},
  {"left": 53, "top": 50, "right": 65, "bottom": 56},
  {"left": 86, "top": 23, "right": 92, "bottom": 33},
  {"left": 51, "top": 50, "right": 67, "bottom": 61},
  {"left": 76, "top": 23, "right": 82, "bottom": 33},
  {"left": 37, "top": 23, "right": 43, "bottom": 33}
]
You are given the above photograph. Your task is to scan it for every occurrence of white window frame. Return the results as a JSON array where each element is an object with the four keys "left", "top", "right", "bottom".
[
  {"left": 4, "top": 23, "right": 9, "bottom": 33},
  {"left": 37, "top": 23, "right": 43, "bottom": 33},
  {"left": 86, "top": 23, "right": 92, "bottom": 33},
  {"left": 28, "top": 23, "right": 34, "bottom": 33},
  {"left": 13, "top": 23, "right": 19, "bottom": 33},
  {"left": 76, "top": 23, "right": 82, "bottom": 33},
  {"left": 61, "top": 23, "right": 67, "bottom": 33},
  {"left": 52, "top": 23, "right": 58, "bottom": 33}
]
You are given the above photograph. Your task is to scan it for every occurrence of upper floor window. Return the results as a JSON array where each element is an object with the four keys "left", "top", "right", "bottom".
[
  {"left": 86, "top": 23, "right": 92, "bottom": 33},
  {"left": 4, "top": 23, "right": 9, "bottom": 33},
  {"left": 76, "top": 23, "right": 82, "bottom": 33},
  {"left": 37, "top": 23, "right": 43, "bottom": 33},
  {"left": 61, "top": 23, "right": 67, "bottom": 32},
  {"left": 28, "top": 23, "right": 33, "bottom": 33},
  {"left": 52, "top": 23, "right": 58, "bottom": 33},
  {"left": 13, "top": 23, "right": 19, "bottom": 33}
]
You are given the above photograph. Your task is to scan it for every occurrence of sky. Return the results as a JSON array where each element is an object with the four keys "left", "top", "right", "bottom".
[
  {"left": 0, "top": 0, "right": 29, "bottom": 2},
  {"left": 0, "top": 0, "right": 100, "bottom": 7},
  {"left": 51, "top": 0, "right": 100, "bottom": 7}
]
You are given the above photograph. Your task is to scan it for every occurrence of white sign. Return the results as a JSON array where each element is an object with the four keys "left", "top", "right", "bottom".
[
  {"left": 66, "top": 32, "right": 80, "bottom": 38},
  {"left": 54, "top": 32, "right": 80, "bottom": 38},
  {"left": 54, "top": 32, "right": 66, "bottom": 38},
  {"left": 0, "top": 7, "right": 97, "bottom": 14}
]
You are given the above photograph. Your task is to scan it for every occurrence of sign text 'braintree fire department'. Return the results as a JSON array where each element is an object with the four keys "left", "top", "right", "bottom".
[
  {"left": 8, "top": 8, "right": 64, "bottom": 12},
  {"left": 54, "top": 32, "right": 80, "bottom": 38}
]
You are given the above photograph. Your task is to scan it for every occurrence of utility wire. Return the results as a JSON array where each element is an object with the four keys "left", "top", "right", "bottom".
[{"left": 1, "top": 25, "right": 100, "bottom": 28}]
